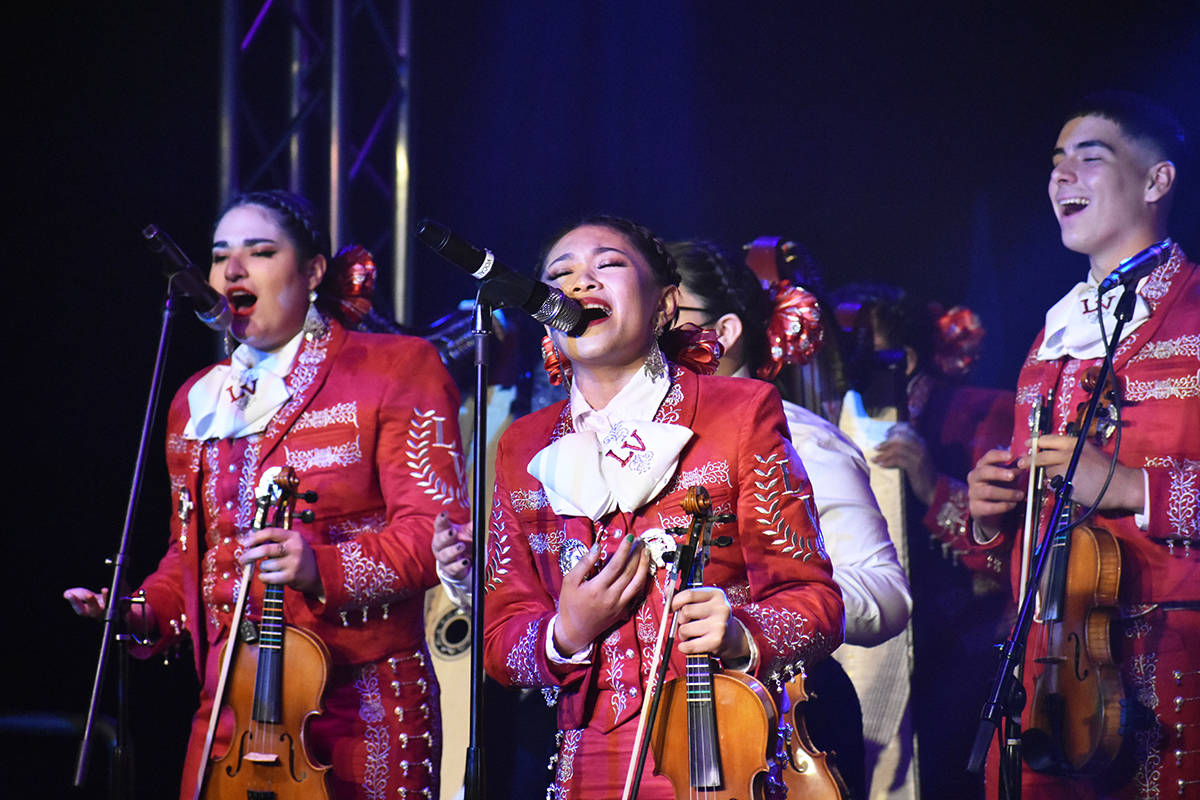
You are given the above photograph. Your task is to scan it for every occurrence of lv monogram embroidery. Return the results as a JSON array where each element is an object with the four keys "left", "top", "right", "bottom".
[
  {"left": 604, "top": 429, "right": 646, "bottom": 467},
  {"left": 227, "top": 376, "right": 257, "bottom": 405},
  {"left": 1080, "top": 295, "right": 1116, "bottom": 315}
]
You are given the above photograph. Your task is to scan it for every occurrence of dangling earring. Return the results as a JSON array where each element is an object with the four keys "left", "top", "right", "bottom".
[
  {"left": 643, "top": 325, "right": 666, "bottom": 380},
  {"left": 303, "top": 290, "right": 327, "bottom": 341},
  {"left": 541, "top": 335, "right": 572, "bottom": 387}
]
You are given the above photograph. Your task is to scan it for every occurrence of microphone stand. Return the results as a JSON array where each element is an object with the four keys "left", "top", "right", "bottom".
[
  {"left": 75, "top": 286, "right": 181, "bottom": 796},
  {"left": 967, "top": 283, "right": 1137, "bottom": 797},
  {"left": 464, "top": 286, "right": 499, "bottom": 800}
]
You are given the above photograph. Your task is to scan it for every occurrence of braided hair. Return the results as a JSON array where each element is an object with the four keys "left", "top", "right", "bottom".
[
  {"left": 669, "top": 240, "right": 773, "bottom": 374},
  {"left": 537, "top": 215, "right": 681, "bottom": 288},
  {"left": 217, "top": 189, "right": 351, "bottom": 322}
]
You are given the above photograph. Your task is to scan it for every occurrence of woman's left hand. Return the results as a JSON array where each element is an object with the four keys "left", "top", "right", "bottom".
[
  {"left": 433, "top": 511, "right": 473, "bottom": 581},
  {"left": 672, "top": 586, "right": 749, "bottom": 663},
  {"left": 239, "top": 527, "right": 323, "bottom": 597}
]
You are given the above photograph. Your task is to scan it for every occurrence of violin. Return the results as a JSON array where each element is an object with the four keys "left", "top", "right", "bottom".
[
  {"left": 646, "top": 486, "right": 778, "bottom": 800},
  {"left": 1022, "top": 366, "right": 1125, "bottom": 775},
  {"left": 775, "top": 674, "right": 847, "bottom": 799},
  {"left": 197, "top": 466, "right": 331, "bottom": 800}
]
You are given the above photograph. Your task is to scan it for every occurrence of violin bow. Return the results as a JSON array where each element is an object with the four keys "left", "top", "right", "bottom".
[{"left": 191, "top": 466, "right": 288, "bottom": 800}]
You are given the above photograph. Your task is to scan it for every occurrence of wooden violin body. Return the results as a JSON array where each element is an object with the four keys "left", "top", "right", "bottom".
[
  {"left": 650, "top": 667, "right": 777, "bottom": 800},
  {"left": 777, "top": 674, "right": 847, "bottom": 800},
  {"left": 1023, "top": 370, "right": 1125, "bottom": 776},
  {"left": 198, "top": 467, "right": 331, "bottom": 800},
  {"left": 205, "top": 625, "right": 332, "bottom": 799},
  {"left": 639, "top": 486, "right": 843, "bottom": 800},
  {"left": 1024, "top": 522, "right": 1124, "bottom": 775}
]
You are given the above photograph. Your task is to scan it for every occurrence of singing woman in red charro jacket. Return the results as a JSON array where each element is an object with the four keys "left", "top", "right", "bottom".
[
  {"left": 481, "top": 216, "right": 844, "bottom": 799},
  {"left": 67, "top": 190, "right": 469, "bottom": 799}
]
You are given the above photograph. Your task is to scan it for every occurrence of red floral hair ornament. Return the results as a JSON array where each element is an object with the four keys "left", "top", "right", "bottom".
[
  {"left": 660, "top": 322, "right": 724, "bottom": 376},
  {"left": 755, "top": 281, "right": 824, "bottom": 380},
  {"left": 330, "top": 244, "right": 378, "bottom": 326},
  {"left": 933, "top": 305, "right": 985, "bottom": 377},
  {"left": 540, "top": 335, "right": 573, "bottom": 387}
]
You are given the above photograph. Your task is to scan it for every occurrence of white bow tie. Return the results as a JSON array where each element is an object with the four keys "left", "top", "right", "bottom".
[
  {"left": 1036, "top": 278, "right": 1150, "bottom": 361},
  {"left": 527, "top": 419, "right": 694, "bottom": 520},
  {"left": 183, "top": 337, "right": 300, "bottom": 440}
]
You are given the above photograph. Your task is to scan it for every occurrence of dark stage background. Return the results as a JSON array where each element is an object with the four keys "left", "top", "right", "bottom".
[{"left": 7, "top": 3, "right": 1199, "bottom": 797}]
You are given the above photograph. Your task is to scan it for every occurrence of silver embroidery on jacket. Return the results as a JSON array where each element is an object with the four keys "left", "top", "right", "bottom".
[
  {"left": 1129, "top": 334, "right": 1200, "bottom": 364},
  {"left": 511, "top": 487, "right": 551, "bottom": 512},
  {"left": 1128, "top": 652, "right": 1162, "bottom": 800},
  {"left": 328, "top": 513, "right": 387, "bottom": 543},
  {"left": 338, "top": 540, "right": 403, "bottom": 607},
  {"left": 1124, "top": 369, "right": 1200, "bottom": 402},
  {"left": 354, "top": 664, "right": 391, "bottom": 800},
  {"left": 665, "top": 459, "right": 732, "bottom": 494},
  {"left": 486, "top": 496, "right": 512, "bottom": 591},
  {"left": 753, "top": 453, "right": 824, "bottom": 561},
  {"left": 506, "top": 619, "right": 541, "bottom": 686},
  {"left": 406, "top": 408, "right": 469, "bottom": 508},
  {"left": 1146, "top": 457, "right": 1200, "bottom": 540},
  {"left": 293, "top": 400, "right": 359, "bottom": 431},
  {"left": 285, "top": 436, "right": 363, "bottom": 472}
]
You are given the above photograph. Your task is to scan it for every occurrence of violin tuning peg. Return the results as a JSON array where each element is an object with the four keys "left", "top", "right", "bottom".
[
  {"left": 301, "top": 490, "right": 319, "bottom": 503},
  {"left": 713, "top": 535, "right": 734, "bottom": 547},
  {"left": 298, "top": 509, "right": 315, "bottom": 523}
]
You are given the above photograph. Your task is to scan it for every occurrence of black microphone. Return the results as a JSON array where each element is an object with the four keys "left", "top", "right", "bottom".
[
  {"left": 1097, "top": 238, "right": 1172, "bottom": 295},
  {"left": 142, "top": 224, "right": 232, "bottom": 332},
  {"left": 416, "top": 219, "right": 587, "bottom": 336}
]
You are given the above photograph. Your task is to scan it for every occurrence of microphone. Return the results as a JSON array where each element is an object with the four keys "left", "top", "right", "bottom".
[
  {"left": 1097, "top": 238, "right": 1172, "bottom": 295},
  {"left": 142, "top": 225, "right": 232, "bottom": 332},
  {"left": 416, "top": 219, "right": 587, "bottom": 336}
]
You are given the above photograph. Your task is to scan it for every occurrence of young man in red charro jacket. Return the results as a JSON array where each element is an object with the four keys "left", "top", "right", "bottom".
[{"left": 963, "top": 93, "right": 1200, "bottom": 798}]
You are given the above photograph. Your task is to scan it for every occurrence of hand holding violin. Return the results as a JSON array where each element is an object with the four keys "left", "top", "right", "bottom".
[
  {"left": 671, "top": 586, "right": 749, "bottom": 663},
  {"left": 1020, "top": 434, "right": 1145, "bottom": 512},
  {"left": 238, "top": 527, "right": 323, "bottom": 597}
]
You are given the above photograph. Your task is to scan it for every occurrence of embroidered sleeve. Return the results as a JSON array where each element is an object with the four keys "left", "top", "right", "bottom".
[
  {"left": 728, "top": 384, "right": 844, "bottom": 692},
  {"left": 1145, "top": 457, "right": 1200, "bottom": 547},
  {"left": 922, "top": 476, "right": 1007, "bottom": 577},
  {"left": 308, "top": 339, "right": 470, "bottom": 623},
  {"left": 481, "top": 436, "right": 590, "bottom": 693}
]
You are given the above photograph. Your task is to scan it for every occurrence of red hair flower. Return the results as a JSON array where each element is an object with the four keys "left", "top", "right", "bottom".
[
  {"left": 661, "top": 322, "right": 724, "bottom": 376},
  {"left": 755, "top": 282, "right": 824, "bottom": 380},
  {"left": 934, "top": 305, "right": 985, "bottom": 377},
  {"left": 331, "top": 244, "right": 378, "bottom": 325}
]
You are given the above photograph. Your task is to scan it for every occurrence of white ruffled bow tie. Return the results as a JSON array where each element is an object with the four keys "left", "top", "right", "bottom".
[
  {"left": 527, "top": 419, "right": 694, "bottom": 520},
  {"left": 527, "top": 365, "right": 694, "bottom": 521},
  {"left": 183, "top": 335, "right": 301, "bottom": 441},
  {"left": 1036, "top": 275, "right": 1150, "bottom": 361}
]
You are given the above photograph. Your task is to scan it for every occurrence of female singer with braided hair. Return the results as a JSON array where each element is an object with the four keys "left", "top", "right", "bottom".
[
  {"left": 66, "top": 189, "right": 469, "bottom": 799},
  {"left": 481, "top": 216, "right": 843, "bottom": 799}
]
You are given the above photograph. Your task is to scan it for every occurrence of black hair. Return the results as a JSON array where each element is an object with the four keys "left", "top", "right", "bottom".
[
  {"left": 538, "top": 215, "right": 680, "bottom": 288},
  {"left": 668, "top": 240, "right": 773, "bottom": 373},
  {"left": 217, "top": 189, "right": 331, "bottom": 262},
  {"left": 829, "top": 282, "right": 937, "bottom": 373},
  {"left": 216, "top": 189, "right": 347, "bottom": 319},
  {"left": 1064, "top": 90, "right": 1189, "bottom": 173}
]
